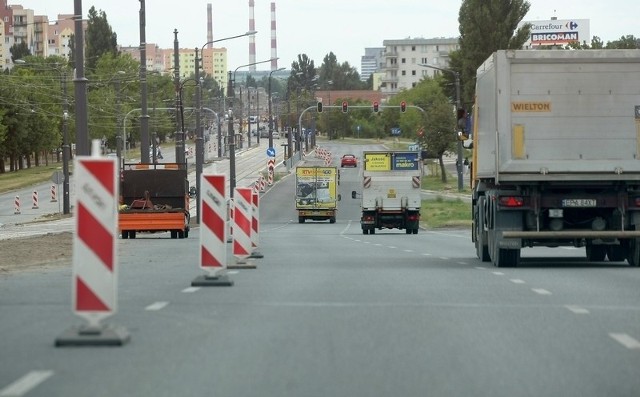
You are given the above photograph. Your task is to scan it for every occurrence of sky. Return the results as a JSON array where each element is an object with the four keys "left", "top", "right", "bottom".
[{"left": 11, "top": 0, "right": 640, "bottom": 73}]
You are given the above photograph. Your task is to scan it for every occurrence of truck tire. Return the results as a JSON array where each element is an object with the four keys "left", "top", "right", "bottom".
[
  {"left": 298, "top": 217, "right": 305, "bottom": 224},
  {"left": 184, "top": 229, "right": 189, "bottom": 238},
  {"left": 495, "top": 248, "right": 520, "bottom": 268},
  {"left": 122, "top": 230, "right": 129, "bottom": 239},
  {"left": 405, "top": 228, "right": 411, "bottom": 234},
  {"left": 476, "top": 197, "right": 490, "bottom": 262},
  {"left": 370, "top": 228, "right": 375, "bottom": 235},
  {"left": 413, "top": 228, "right": 418, "bottom": 234},
  {"left": 586, "top": 245, "right": 606, "bottom": 262},
  {"left": 330, "top": 217, "right": 336, "bottom": 224},
  {"left": 178, "top": 230, "right": 185, "bottom": 239},
  {"left": 130, "top": 231, "right": 136, "bottom": 239},
  {"left": 626, "top": 238, "right": 640, "bottom": 267},
  {"left": 170, "top": 230, "right": 177, "bottom": 239},
  {"left": 607, "top": 245, "right": 625, "bottom": 262}
]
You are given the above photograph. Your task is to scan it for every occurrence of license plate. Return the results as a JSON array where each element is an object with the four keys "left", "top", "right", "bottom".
[{"left": 562, "top": 199, "right": 596, "bottom": 207}]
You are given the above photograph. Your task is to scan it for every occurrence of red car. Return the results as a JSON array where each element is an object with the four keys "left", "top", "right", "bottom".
[{"left": 340, "top": 154, "right": 358, "bottom": 168}]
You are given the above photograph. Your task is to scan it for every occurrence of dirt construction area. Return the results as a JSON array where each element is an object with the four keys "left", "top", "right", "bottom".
[{"left": 0, "top": 232, "right": 73, "bottom": 274}]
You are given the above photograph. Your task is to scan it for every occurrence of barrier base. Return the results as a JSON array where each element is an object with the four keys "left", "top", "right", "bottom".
[
  {"left": 191, "top": 274, "right": 234, "bottom": 287},
  {"left": 228, "top": 259, "right": 256, "bottom": 269},
  {"left": 249, "top": 250, "right": 264, "bottom": 258},
  {"left": 55, "top": 323, "right": 130, "bottom": 347}
]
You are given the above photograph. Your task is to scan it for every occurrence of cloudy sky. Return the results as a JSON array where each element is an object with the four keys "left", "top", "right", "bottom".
[{"left": 12, "top": 0, "right": 639, "bottom": 73}]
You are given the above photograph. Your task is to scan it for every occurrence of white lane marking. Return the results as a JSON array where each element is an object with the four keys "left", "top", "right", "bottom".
[
  {"left": 388, "top": 246, "right": 397, "bottom": 249},
  {"left": 182, "top": 287, "right": 200, "bottom": 293},
  {"left": 510, "top": 279, "right": 526, "bottom": 284},
  {"left": 609, "top": 333, "right": 640, "bottom": 350},
  {"left": 404, "top": 249, "right": 414, "bottom": 253},
  {"left": 422, "top": 253, "right": 432, "bottom": 256},
  {"left": 492, "top": 272, "right": 505, "bottom": 276},
  {"left": 374, "top": 244, "right": 383, "bottom": 246},
  {"left": 475, "top": 266, "right": 487, "bottom": 270},
  {"left": 0, "top": 370, "right": 53, "bottom": 397},
  {"left": 145, "top": 301, "right": 169, "bottom": 311},
  {"left": 354, "top": 239, "right": 361, "bottom": 242},
  {"left": 363, "top": 241, "right": 371, "bottom": 244},
  {"left": 439, "top": 257, "right": 449, "bottom": 260},
  {"left": 226, "top": 271, "right": 239, "bottom": 275},
  {"left": 426, "top": 231, "right": 467, "bottom": 238},
  {"left": 532, "top": 288, "right": 552, "bottom": 295},
  {"left": 565, "top": 305, "right": 589, "bottom": 314},
  {"left": 457, "top": 261, "right": 468, "bottom": 265}
]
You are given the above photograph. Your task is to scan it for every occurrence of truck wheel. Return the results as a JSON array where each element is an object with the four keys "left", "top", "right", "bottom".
[
  {"left": 370, "top": 228, "right": 375, "bottom": 235},
  {"left": 330, "top": 217, "right": 336, "bottom": 224},
  {"left": 184, "top": 229, "right": 189, "bottom": 238},
  {"left": 298, "top": 217, "right": 305, "bottom": 224},
  {"left": 626, "top": 239, "right": 640, "bottom": 267},
  {"left": 170, "top": 230, "right": 177, "bottom": 239},
  {"left": 405, "top": 228, "right": 411, "bottom": 234},
  {"left": 122, "top": 231, "right": 129, "bottom": 239},
  {"left": 607, "top": 245, "right": 625, "bottom": 262},
  {"left": 362, "top": 229, "right": 368, "bottom": 235},
  {"left": 586, "top": 245, "right": 606, "bottom": 262},
  {"left": 495, "top": 248, "right": 520, "bottom": 268},
  {"left": 413, "top": 228, "right": 418, "bottom": 234},
  {"left": 130, "top": 231, "right": 136, "bottom": 239},
  {"left": 178, "top": 230, "right": 185, "bottom": 239}
]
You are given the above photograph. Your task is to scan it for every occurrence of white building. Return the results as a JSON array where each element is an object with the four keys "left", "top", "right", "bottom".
[{"left": 380, "top": 37, "right": 459, "bottom": 98}]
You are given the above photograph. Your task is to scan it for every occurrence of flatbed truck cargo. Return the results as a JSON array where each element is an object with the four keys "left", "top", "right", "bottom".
[
  {"left": 295, "top": 166, "right": 339, "bottom": 223},
  {"left": 471, "top": 49, "right": 640, "bottom": 267},
  {"left": 353, "top": 151, "right": 422, "bottom": 234},
  {"left": 118, "top": 162, "right": 192, "bottom": 239}
]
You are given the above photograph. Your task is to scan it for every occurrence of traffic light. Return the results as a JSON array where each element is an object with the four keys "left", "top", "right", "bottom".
[
  {"left": 400, "top": 101, "right": 406, "bottom": 113},
  {"left": 317, "top": 101, "right": 323, "bottom": 113},
  {"left": 373, "top": 101, "right": 379, "bottom": 113},
  {"left": 342, "top": 101, "right": 348, "bottom": 113}
]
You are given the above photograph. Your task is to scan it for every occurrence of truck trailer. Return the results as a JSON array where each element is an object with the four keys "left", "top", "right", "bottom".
[
  {"left": 353, "top": 151, "right": 422, "bottom": 234},
  {"left": 295, "top": 166, "right": 339, "bottom": 223},
  {"left": 119, "top": 162, "right": 191, "bottom": 239},
  {"left": 471, "top": 49, "right": 640, "bottom": 267}
]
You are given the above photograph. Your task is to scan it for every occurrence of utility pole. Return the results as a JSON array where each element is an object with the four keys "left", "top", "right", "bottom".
[
  {"left": 73, "top": 0, "right": 89, "bottom": 155},
  {"left": 173, "top": 29, "right": 183, "bottom": 163},
  {"left": 139, "top": 0, "right": 150, "bottom": 163}
]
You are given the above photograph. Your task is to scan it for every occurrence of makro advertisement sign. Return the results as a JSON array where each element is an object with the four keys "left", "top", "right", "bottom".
[
  {"left": 364, "top": 152, "right": 419, "bottom": 171},
  {"left": 522, "top": 19, "right": 590, "bottom": 47}
]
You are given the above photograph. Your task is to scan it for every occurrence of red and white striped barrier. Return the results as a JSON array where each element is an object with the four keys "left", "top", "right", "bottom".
[
  {"left": 51, "top": 184, "right": 58, "bottom": 202},
  {"left": 200, "top": 174, "right": 227, "bottom": 274},
  {"left": 250, "top": 191, "right": 262, "bottom": 258},
  {"left": 267, "top": 158, "right": 275, "bottom": 185},
  {"left": 14, "top": 195, "right": 20, "bottom": 214},
  {"left": 259, "top": 174, "right": 266, "bottom": 192},
  {"left": 32, "top": 190, "right": 39, "bottom": 209},
  {"left": 232, "top": 187, "right": 253, "bottom": 262},
  {"left": 56, "top": 140, "right": 129, "bottom": 346}
]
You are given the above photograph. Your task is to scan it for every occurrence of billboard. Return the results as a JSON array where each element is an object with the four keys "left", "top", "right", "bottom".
[{"left": 522, "top": 19, "right": 590, "bottom": 47}]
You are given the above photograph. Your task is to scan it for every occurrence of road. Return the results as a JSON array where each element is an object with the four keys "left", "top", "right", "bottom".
[{"left": 1, "top": 143, "right": 639, "bottom": 396}]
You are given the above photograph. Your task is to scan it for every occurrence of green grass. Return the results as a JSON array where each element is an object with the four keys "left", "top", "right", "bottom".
[
  {"left": 0, "top": 163, "right": 67, "bottom": 194},
  {"left": 420, "top": 196, "right": 471, "bottom": 229},
  {"left": 421, "top": 173, "right": 472, "bottom": 194}
]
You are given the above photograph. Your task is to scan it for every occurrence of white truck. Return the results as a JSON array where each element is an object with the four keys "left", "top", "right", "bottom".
[
  {"left": 472, "top": 49, "right": 640, "bottom": 267},
  {"left": 353, "top": 151, "right": 422, "bottom": 234}
]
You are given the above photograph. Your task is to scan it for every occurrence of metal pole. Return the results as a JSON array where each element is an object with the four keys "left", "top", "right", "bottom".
[
  {"left": 255, "top": 89, "right": 260, "bottom": 145},
  {"left": 455, "top": 72, "right": 463, "bottom": 192},
  {"left": 139, "top": 0, "right": 150, "bottom": 163},
  {"left": 62, "top": 71, "right": 70, "bottom": 215},
  {"left": 173, "top": 29, "right": 183, "bottom": 163},
  {"left": 195, "top": 47, "right": 203, "bottom": 224},
  {"left": 268, "top": 74, "right": 273, "bottom": 149},
  {"left": 73, "top": 0, "right": 89, "bottom": 155},
  {"left": 218, "top": 89, "right": 224, "bottom": 157},
  {"left": 115, "top": 78, "right": 122, "bottom": 175},
  {"left": 227, "top": 71, "right": 236, "bottom": 197}
]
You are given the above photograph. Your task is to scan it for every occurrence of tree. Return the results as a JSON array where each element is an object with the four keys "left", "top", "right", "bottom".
[
  {"left": 9, "top": 42, "right": 31, "bottom": 63},
  {"left": 86, "top": 6, "right": 119, "bottom": 71},
  {"left": 456, "top": 0, "right": 531, "bottom": 104},
  {"left": 317, "top": 52, "right": 366, "bottom": 90}
]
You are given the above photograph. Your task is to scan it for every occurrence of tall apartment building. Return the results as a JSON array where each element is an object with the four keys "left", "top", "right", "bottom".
[
  {"left": 47, "top": 14, "right": 75, "bottom": 59},
  {"left": 360, "top": 47, "right": 384, "bottom": 82},
  {"left": 380, "top": 37, "right": 459, "bottom": 97}
]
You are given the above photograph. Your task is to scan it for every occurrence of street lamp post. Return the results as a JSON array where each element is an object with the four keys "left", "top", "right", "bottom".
[
  {"left": 268, "top": 67, "right": 285, "bottom": 150},
  {"left": 193, "top": 31, "right": 257, "bottom": 223},
  {"left": 418, "top": 63, "right": 464, "bottom": 192},
  {"left": 227, "top": 59, "right": 278, "bottom": 198}
]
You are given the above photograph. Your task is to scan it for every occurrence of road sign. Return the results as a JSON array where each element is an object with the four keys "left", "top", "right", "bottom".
[
  {"left": 51, "top": 170, "right": 64, "bottom": 185},
  {"left": 266, "top": 147, "right": 276, "bottom": 157}
]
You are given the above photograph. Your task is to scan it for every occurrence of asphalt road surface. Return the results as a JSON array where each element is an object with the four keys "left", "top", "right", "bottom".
[{"left": 1, "top": 143, "right": 639, "bottom": 397}]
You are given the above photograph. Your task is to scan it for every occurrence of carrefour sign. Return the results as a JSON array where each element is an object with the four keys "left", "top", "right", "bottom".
[{"left": 521, "top": 19, "right": 590, "bottom": 47}]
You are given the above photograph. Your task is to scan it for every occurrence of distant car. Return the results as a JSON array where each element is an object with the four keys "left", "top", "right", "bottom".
[
  {"left": 341, "top": 154, "right": 357, "bottom": 168},
  {"left": 272, "top": 131, "right": 280, "bottom": 139},
  {"left": 260, "top": 130, "right": 269, "bottom": 138}
]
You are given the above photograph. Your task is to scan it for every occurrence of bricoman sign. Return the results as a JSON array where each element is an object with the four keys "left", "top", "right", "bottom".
[{"left": 521, "top": 19, "right": 590, "bottom": 47}]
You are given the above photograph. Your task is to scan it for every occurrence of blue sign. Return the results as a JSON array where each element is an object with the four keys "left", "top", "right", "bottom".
[
  {"left": 266, "top": 147, "right": 276, "bottom": 157},
  {"left": 391, "top": 127, "right": 401, "bottom": 136},
  {"left": 392, "top": 152, "right": 419, "bottom": 170}
]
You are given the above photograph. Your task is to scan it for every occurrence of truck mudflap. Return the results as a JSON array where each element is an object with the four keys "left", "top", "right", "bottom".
[{"left": 502, "top": 231, "right": 640, "bottom": 239}]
